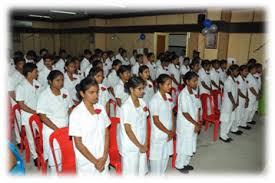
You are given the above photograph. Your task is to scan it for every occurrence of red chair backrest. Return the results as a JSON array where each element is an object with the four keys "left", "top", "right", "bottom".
[
  {"left": 109, "top": 99, "right": 117, "bottom": 115},
  {"left": 12, "top": 103, "right": 21, "bottom": 133},
  {"left": 49, "top": 127, "right": 76, "bottom": 175},
  {"left": 29, "top": 114, "right": 44, "bottom": 154},
  {"left": 109, "top": 117, "right": 120, "bottom": 152}
]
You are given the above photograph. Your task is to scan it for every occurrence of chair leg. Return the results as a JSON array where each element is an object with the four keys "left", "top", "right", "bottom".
[
  {"left": 213, "top": 122, "right": 219, "bottom": 141},
  {"left": 25, "top": 139, "right": 30, "bottom": 163}
]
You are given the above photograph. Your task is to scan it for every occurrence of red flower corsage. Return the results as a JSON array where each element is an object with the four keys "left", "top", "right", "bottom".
[
  {"left": 94, "top": 109, "right": 102, "bottom": 114},
  {"left": 168, "top": 98, "right": 173, "bottom": 102},
  {"left": 63, "top": 93, "right": 67, "bottom": 99},
  {"left": 101, "top": 86, "right": 107, "bottom": 91},
  {"left": 143, "top": 106, "right": 149, "bottom": 112},
  {"left": 35, "top": 85, "right": 39, "bottom": 89}
]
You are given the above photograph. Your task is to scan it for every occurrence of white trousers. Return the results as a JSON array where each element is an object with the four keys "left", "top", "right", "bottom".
[
  {"left": 122, "top": 152, "right": 148, "bottom": 176},
  {"left": 150, "top": 158, "right": 169, "bottom": 175},
  {"left": 23, "top": 123, "right": 38, "bottom": 159},
  {"left": 175, "top": 154, "right": 191, "bottom": 169},
  {"left": 247, "top": 108, "right": 256, "bottom": 122},
  {"left": 220, "top": 110, "right": 236, "bottom": 139}
]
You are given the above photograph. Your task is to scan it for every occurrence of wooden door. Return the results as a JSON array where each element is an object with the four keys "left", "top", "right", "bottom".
[{"left": 157, "top": 35, "right": 166, "bottom": 56}]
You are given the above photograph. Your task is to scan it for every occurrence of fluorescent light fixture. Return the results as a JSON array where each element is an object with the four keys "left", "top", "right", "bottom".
[
  {"left": 49, "top": 10, "right": 77, "bottom": 15},
  {"left": 29, "top": 14, "right": 51, "bottom": 19}
]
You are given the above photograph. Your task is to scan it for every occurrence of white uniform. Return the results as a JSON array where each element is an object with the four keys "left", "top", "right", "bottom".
[
  {"left": 15, "top": 78, "right": 42, "bottom": 160},
  {"left": 219, "top": 76, "right": 238, "bottom": 140},
  {"left": 218, "top": 68, "right": 227, "bottom": 90},
  {"left": 155, "top": 60, "right": 161, "bottom": 68},
  {"left": 246, "top": 73, "right": 259, "bottom": 122},
  {"left": 156, "top": 66, "right": 170, "bottom": 79},
  {"left": 130, "top": 56, "right": 136, "bottom": 66},
  {"left": 236, "top": 75, "right": 249, "bottom": 128},
  {"left": 142, "top": 80, "right": 155, "bottom": 106},
  {"left": 8, "top": 58, "right": 15, "bottom": 76},
  {"left": 36, "top": 58, "right": 45, "bottom": 72},
  {"left": 146, "top": 62, "right": 157, "bottom": 81},
  {"left": 115, "top": 54, "right": 123, "bottom": 61},
  {"left": 180, "top": 65, "right": 190, "bottom": 80},
  {"left": 107, "top": 70, "right": 119, "bottom": 89},
  {"left": 253, "top": 73, "right": 262, "bottom": 111},
  {"left": 37, "top": 67, "right": 54, "bottom": 91},
  {"left": 36, "top": 87, "right": 74, "bottom": 171},
  {"left": 80, "top": 57, "right": 90, "bottom": 75},
  {"left": 168, "top": 63, "right": 180, "bottom": 88},
  {"left": 176, "top": 87, "right": 200, "bottom": 169},
  {"left": 98, "top": 84, "right": 110, "bottom": 108},
  {"left": 69, "top": 102, "right": 111, "bottom": 175},
  {"left": 210, "top": 68, "right": 222, "bottom": 108},
  {"left": 63, "top": 72, "right": 81, "bottom": 102},
  {"left": 121, "top": 57, "right": 130, "bottom": 66},
  {"left": 54, "top": 58, "right": 66, "bottom": 73},
  {"left": 149, "top": 91, "right": 173, "bottom": 175},
  {"left": 198, "top": 68, "right": 211, "bottom": 95},
  {"left": 84, "top": 64, "right": 93, "bottom": 78},
  {"left": 103, "top": 58, "right": 113, "bottom": 77},
  {"left": 132, "top": 63, "right": 142, "bottom": 76},
  {"left": 120, "top": 97, "right": 149, "bottom": 175}
]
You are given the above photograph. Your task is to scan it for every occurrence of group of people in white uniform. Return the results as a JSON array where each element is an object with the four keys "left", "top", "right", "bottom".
[{"left": 8, "top": 47, "right": 263, "bottom": 176}]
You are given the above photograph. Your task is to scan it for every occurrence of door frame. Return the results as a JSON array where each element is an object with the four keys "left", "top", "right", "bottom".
[{"left": 154, "top": 32, "right": 169, "bottom": 57}]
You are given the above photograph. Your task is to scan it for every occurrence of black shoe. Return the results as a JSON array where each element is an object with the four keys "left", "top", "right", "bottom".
[
  {"left": 228, "top": 137, "right": 233, "bottom": 141},
  {"left": 248, "top": 121, "right": 256, "bottom": 125},
  {"left": 239, "top": 126, "right": 251, "bottom": 130},
  {"left": 176, "top": 167, "right": 189, "bottom": 174},
  {"left": 185, "top": 165, "right": 194, "bottom": 171},
  {"left": 16, "top": 143, "right": 21, "bottom": 149},
  {"left": 33, "top": 158, "right": 38, "bottom": 167},
  {"left": 231, "top": 130, "right": 242, "bottom": 135},
  {"left": 219, "top": 137, "right": 230, "bottom": 143}
]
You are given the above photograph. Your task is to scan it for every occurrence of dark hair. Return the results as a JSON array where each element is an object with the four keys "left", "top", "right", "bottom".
[
  {"left": 184, "top": 57, "right": 190, "bottom": 62},
  {"left": 248, "top": 63, "right": 257, "bottom": 71},
  {"left": 132, "top": 49, "right": 137, "bottom": 54},
  {"left": 201, "top": 59, "right": 210, "bottom": 68},
  {"left": 190, "top": 59, "right": 200, "bottom": 68},
  {"left": 84, "top": 49, "right": 92, "bottom": 55},
  {"left": 156, "top": 74, "right": 171, "bottom": 88},
  {"left": 43, "top": 54, "right": 54, "bottom": 61},
  {"left": 147, "top": 52, "right": 154, "bottom": 58},
  {"left": 13, "top": 51, "right": 24, "bottom": 59},
  {"left": 227, "top": 64, "right": 239, "bottom": 75},
  {"left": 239, "top": 65, "right": 248, "bottom": 71},
  {"left": 248, "top": 58, "right": 257, "bottom": 65},
  {"left": 255, "top": 63, "right": 262, "bottom": 69},
  {"left": 88, "top": 67, "right": 103, "bottom": 78},
  {"left": 47, "top": 70, "right": 64, "bottom": 82},
  {"left": 124, "top": 76, "right": 145, "bottom": 94},
  {"left": 112, "top": 59, "right": 122, "bottom": 67},
  {"left": 26, "top": 50, "right": 37, "bottom": 57},
  {"left": 117, "top": 65, "right": 131, "bottom": 77},
  {"left": 92, "top": 60, "right": 103, "bottom": 68},
  {"left": 23, "top": 63, "right": 37, "bottom": 77},
  {"left": 220, "top": 59, "right": 227, "bottom": 65},
  {"left": 75, "top": 77, "right": 98, "bottom": 100},
  {"left": 171, "top": 54, "right": 179, "bottom": 61},
  {"left": 121, "top": 49, "right": 127, "bottom": 55},
  {"left": 136, "top": 54, "right": 143, "bottom": 60},
  {"left": 65, "top": 59, "right": 76, "bottom": 67},
  {"left": 212, "top": 59, "right": 219, "bottom": 66},
  {"left": 39, "top": 48, "right": 48, "bottom": 55},
  {"left": 138, "top": 65, "right": 149, "bottom": 74},
  {"left": 14, "top": 57, "right": 25, "bottom": 65},
  {"left": 185, "top": 71, "right": 199, "bottom": 81}
]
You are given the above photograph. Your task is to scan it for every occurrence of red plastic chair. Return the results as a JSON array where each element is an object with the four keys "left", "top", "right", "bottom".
[
  {"left": 49, "top": 127, "right": 76, "bottom": 175},
  {"left": 200, "top": 94, "right": 220, "bottom": 141},
  {"left": 211, "top": 90, "right": 223, "bottom": 116},
  {"left": 109, "top": 99, "right": 117, "bottom": 117},
  {"left": 146, "top": 117, "right": 151, "bottom": 159},
  {"left": 108, "top": 117, "right": 122, "bottom": 174},
  {"left": 12, "top": 103, "right": 30, "bottom": 163},
  {"left": 29, "top": 113, "right": 47, "bottom": 174}
]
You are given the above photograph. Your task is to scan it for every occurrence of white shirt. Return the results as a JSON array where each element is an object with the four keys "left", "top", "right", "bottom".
[
  {"left": 54, "top": 58, "right": 66, "bottom": 73},
  {"left": 115, "top": 54, "right": 123, "bottom": 61},
  {"left": 8, "top": 58, "right": 15, "bottom": 76},
  {"left": 37, "top": 87, "right": 74, "bottom": 135},
  {"left": 120, "top": 97, "right": 149, "bottom": 156},
  {"left": 168, "top": 63, "right": 180, "bottom": 88},
  {"left": 253, "top": 73, "right": 262, "bottom": 91},
  {"left": 246, "top": 73, "right": 259, "bottom": 103},
  {"left": 8, "top": 70, "right": 24, "bottom": 92},
  {"left": 210, "top": 68, "right": 220, "bottom": 90},
  {"left": 220, "top": 76, "right": 238, "bottom": 114},
  {"left": 15, "top": 78, "right": 42, "bottom": 125},
  {"left": 156, "top": 65, "right": 169, "bottom": 79},
  {"left": 180, "top": 65, "right": 190, "bottom": 76},
  {"left": 143, "top": 80, "right": 155, "bottom": 106},
  {"left": 103, "top": 58, "right": 112, "bottom": 77},
  {"left": 114, "top": 79, "right": 129, "bottom": 117},
  {"left": 36, "top": 58, "right": 45, "bottom": 72},
  {"left": 130, "top": 56, "right": 136, "bottom": 66},
  {"left": 131, "top": 63, "right": 142, "bottom": 76},
  {"left": 98, "top": 84, "right": 110, "bottom": 107},
  {"left": 38, "top": 67, "right": 54, "bottom": 90},
  {"left": 236, "top": 75, "right": 248, "bottom": 98},
  {"left": 155, "top": 60, "right": 161, "bottom": 68},
  {"left": 63, "top": 72, "right": 81, "bottom": 102},
  {"left": 69, "top": 102, "right": 110, "bottom": 171},
  {"left": 107, "top": 69, "right": 119, "bottom": 89},
  {"left": 218, "top": 68, "right": 227, "bottom": 84},
  {"left": 84, "top": 64, "right": 93, "bottom": 78},
  {"left": 121, "top": 57, "right": 130, "bottom": 65},
  {"left": 80, "top": 57, "right": 90, "bottom": 75},
  {"left": 198, "top": 68, "right": 211, "bottom": 95},
  {"left": 146, "top": 62, "right": 157, "bottom": 81}
]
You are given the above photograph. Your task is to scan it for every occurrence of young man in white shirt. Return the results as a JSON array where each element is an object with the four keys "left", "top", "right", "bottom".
[
  {"left": 38, "top": 54, "right": 55, "bottom": 90},
  {"left": 80, "top": 49, "right": 92, "bottom": 75}
]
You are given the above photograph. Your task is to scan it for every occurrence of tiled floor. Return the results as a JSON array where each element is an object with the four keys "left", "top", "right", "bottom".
[{"left": 15, "top": 113, "right": 265, "bottom": 175}]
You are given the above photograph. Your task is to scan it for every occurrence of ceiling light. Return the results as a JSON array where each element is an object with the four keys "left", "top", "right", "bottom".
[
  {"left": 29, "top": 14, "right": 51, "bottom": 19},
  {"left": 49, "top": 10, "right": 77, "bottom": 15}
]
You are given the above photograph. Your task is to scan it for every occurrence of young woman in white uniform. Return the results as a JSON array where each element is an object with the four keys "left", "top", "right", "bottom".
[
  {"left": 15, "top": 63, "right": 42, "bottom": 166},
  {"left": 87, "top": 67, "right": 110, "bottom": 116},
  {"left": 149, "top": 74, "right": 175, "bottom": 175},
  {"left": 119, "top": 77, "right": 149, "bottom": 175},
  {"left": 210, "top": 60, "right": 222, "bottom": 110},
  {"left": 145, "top": 52, "right": 157, "bottom": 81},
  {"left": 63, "top": 59, "right": 81, "bottom": 105},
  {"left": 219, "top": 65, "right": 239, "bottom": 143},
  {"left": 69, "top": 78, "right": 111, "bottom": 175},
  {"left": 38, "top": 54, "right": 55, "bottom": 91},
  {"left": 36, "top": 70, "right": 74, "bottom": 173},
  {"left": 156, "top": 58, "right": 170, "bottom": 79},
  {"left": 131, "top": 54, "right": 144, "bottom": 76},
  {"left": 176, "top": 71, "right": 201, "bottom": 174},
  {"left": 139, "top": 65, "right": 155, "bottom": 106}
]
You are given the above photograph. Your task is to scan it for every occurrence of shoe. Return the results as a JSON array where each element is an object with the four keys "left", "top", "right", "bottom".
[
  {"left": 239, "top": 126, "right": 251, "bottom": 130},
  {"left": 16, "top": 143, "right": 21, "bottom": 149},
  {"left": 185, "top": 165, "right": 194, "bottom": 171},
  {"left": 228, "top": 137, "right": 233, "bottom": 141},
  {"left": 34, "top": 158, "right": 38, "bottom": 167},
  {"left": 219, "top": 137, "right": 230, "bottom": 143},
  {"left": 231, "top": 130, "right": 242, "bottom": 135},
  {"left": 247, "top": 121, "right": 256, "bottom": 125},
  {"left": 176, "top": 167, "right": 189, "bottom": 174}
]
